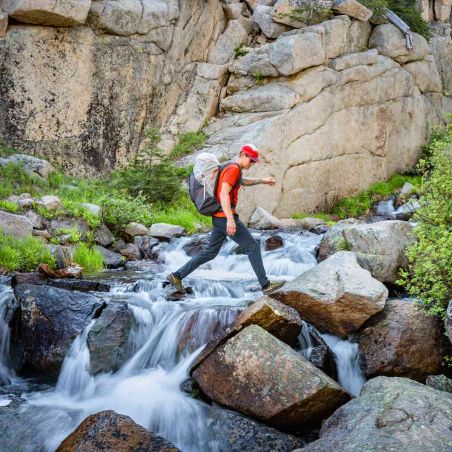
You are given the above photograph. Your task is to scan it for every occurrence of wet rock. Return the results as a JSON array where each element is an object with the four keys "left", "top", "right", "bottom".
[
  {"left": 134, "top": 236, "right": 160, "bottom": 259},
  {"left": 425, "top": 375, "right": 452, "bottom": 393},
  {"left": 124, "top": 260, "right": 161, "bottom": 272},
  {"left": 317, "top": 219, "right": 355, "bottom": 261},
  {"left": 36, "top": 195, "right": 62, "bottom": 210},
  {"left": 0, "top": 153, "right": 55, "bottom": 178},
  {"left": 342, "top": 220, "right": 414, "bottom": 283},
  {"left": 94, "top": 223, "right": 114, "bottom": 247},
  {"left": 446, "top": 300, "right": 452, "bottom": 345},
  {"left": 332, "top": 0, "right": 372, "bottom": 21},
  {"left": 94, "top": 246, "right": 123, "bottom": 269},
  {"left": 88, "top": 301, "right": 133, "bottom": 374},
  {"left": 0, "top": 210, "right": 33, "bottom": 238},
  {"left": 375, "top": 199, "right": 395, "bottom": 217},
  {"left": 149, "top": 223, "right": 185, "bottom": 240},
  {"left": 124, "top": 222, "right": 149, "bottom": 238},
  {"left": 264, "top": 234, "right": 284, "bottom": 251},
  {"left": 233, "top": 296, "right": 302, "bottom": 346},
  {"left": 192, "top": 325, "right": 350, "bottom": 431},
  {"left": 273, "top": 251, "right": 387, "bottom": 337},
  {"left": 11, "top": 272, "right": 47, "bottom": 287},
  {"left": 301, "top": 376, "right": 452, "bottom": 451},
  {"left": 110, "top": 239, "right": 127, "bottom": 253},
  {"left": 207, "top": 405, "right": 308, "bottom": 451},
  {"left": 56, "top": 410, "right": 180, "bottom": 451},
  {"left": 183, "top": 234, "right": 210, "bottom": 256},
  {"left": 48, "top": 279, "right": 110, "bottom": 292},
  {"left": 120, "top": 243, "right": 141, "bottom": 260},
  {"left": 12, "top": 284, "right": 104, "bottom": 378},
  {"left": 3, "top": 0, "right": 91, "bottom": 27},
  {"left": 390, "top": 200, "right": 421, "bottom": 220},
  {"left": 359, "top": 299, "right": 449, "bottom": 382}
]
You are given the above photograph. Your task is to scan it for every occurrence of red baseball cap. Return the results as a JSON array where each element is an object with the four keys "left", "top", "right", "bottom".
[{"left": 241, "top": 144, "right": 259, "bottom": 162}]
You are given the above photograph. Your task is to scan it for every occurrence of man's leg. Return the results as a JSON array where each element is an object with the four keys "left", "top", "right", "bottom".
[
  {"left": 231, "top": 217, "right": 269, "bottom": 288},
  {"left": 173, "top": 217, "right": 227, "bottom": 280}
]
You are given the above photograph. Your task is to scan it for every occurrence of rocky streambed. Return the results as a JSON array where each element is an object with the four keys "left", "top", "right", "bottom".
[{"left": 0, "top": 223, "right": 451, "bottom": 451}]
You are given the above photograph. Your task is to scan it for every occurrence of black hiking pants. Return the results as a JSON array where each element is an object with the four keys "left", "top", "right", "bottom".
[{"left": 174, "top": 215, "right": 269, "bottom": 288}]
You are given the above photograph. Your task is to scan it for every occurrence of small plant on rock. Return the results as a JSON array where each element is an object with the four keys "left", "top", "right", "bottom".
[
  {"left": 234, "top": 44, "right": 249, "bottom": 58},
  {"left": 170, "top": 131, "right": 207, "bottom": 159}
]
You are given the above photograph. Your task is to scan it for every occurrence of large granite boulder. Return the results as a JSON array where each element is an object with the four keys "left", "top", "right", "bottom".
[
  {"left": 342, "top": 220, "right": 414, "bottom": 283},
  {"left": 88, "top": 300, "right": 133, "bottom": 374},
  {"left": 332, "top": 0, "right": 372, "bottom": 21},
  {"left": 369, "top": 24, "right": 429, "bottom": 64},
  {"left": 359, "top": 299, "right": 449, "bottom": 381},
  {"left": 57, "top": 410, "right": 180, "bottom": 451},
  {"left": 12, "top": 284, "right": 104, "bottom": 378},
  {"left": 1, "top": 0, "right": 91, "bottom": 26},
  {"left": 273, "top": 251, "right": 387, "bottom": 337},
  {"left": 0, "top": 153, "right": 55, "bottom": 178},
  {"left": 271, "top": 0, "right": 333, "bottom": 28},
  {"left": 0, "top": 211, "right": 33, "bottom": 238},
  {"left": 233, "top": 295, "right": 302, "bottom": 346},
  {"left": 317, "top": 219, "right": 356, "bottom": 261},
  {"left": 253, "top": 5, "right": 289, "bottom": 39},
  {"left": 93, "top": 246, "right": 123, "bottom": 269},
  {"left": 208, "top": 19, "right": 248, "bottom": 65},
  {"left": 300, "top": 377, "right": 452, "bottom": 451},
  {"left": 192, "top": 325, "right": 350, "bottom": 431}
]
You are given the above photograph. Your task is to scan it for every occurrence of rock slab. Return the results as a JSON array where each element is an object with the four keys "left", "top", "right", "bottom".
[
  {"left": 273, "top": 251, "right": 387, "bottom": 337},
  {"left": 57, "top": 410, "right": 180, "bottom": 451},
  {"left": 301, "top": 376, "right": 452, "bottom": 451},
  {"left": 192, "top": 325, "right": 350, "bottom": 431},
  {"left": 0, "top": 210, "right": 33, "bottom": 238}
]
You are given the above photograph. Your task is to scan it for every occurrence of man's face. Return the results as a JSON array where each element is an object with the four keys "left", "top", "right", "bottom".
[{"left": 244, "top": 155, "right": 255, "bottom": 170}]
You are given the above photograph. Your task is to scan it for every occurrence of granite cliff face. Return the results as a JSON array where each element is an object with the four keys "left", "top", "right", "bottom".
[{"left": 0, "top": 0, "right": 451, "bottom": 219}]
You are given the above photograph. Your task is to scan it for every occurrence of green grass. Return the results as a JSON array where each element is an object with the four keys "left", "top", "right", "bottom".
[
  {"left": 0, "top": 231, "right": 56, "bottom": 272},
  {"left": 152, "top": 194, "right": 211, "bottom": 234},
  {"left": 0, "top": 142, "right": 18, "bottom": 158},
  {"left": 332, "top": 174, "right": 421, "bottom": 219},
  {"left": 73, "top": 243, "right": 104, "bottom": 273},
  {"left": 292, "top": 212, "right": 336, "bottom": 226},
  {"left": 170, "top": 131, "right": 207, "bottom": 159},
  {"left": 0, "top": 200, "right": 20, "bottom": 213},
  {"left": 234, "top": 44, "right": 249, "bottom": 58}
]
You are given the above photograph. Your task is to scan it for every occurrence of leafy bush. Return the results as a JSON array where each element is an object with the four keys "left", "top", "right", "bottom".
[
  {"left": 112, "top": 129, "right": 183, "bottom": 204},
  {"left": 332, "top": 174, "right": 421, "bottom": 219},
  {"left": 398, "top": 124, "right": 452, "bottom": 318},
  {"left": 73, "top": 243, "right": 104, "bottom": 273},
  {"left": 0, "top": 231, "right": 56, "bottom": 272},
  {"left": 361, "top": 0, "right": 431, "bottom": 40},
  {"left": 100, "top": 191, "right": 152, "bottom": 233},
  {"left": 170, "top": 131, "right": 207, "bottom": 159}
]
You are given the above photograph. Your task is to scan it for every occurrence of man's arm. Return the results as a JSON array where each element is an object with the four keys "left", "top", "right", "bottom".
[
  {"left": 219, "top": 182, "right": 236, "bottom": 236},
  {"left": 242, "top": 177, "right": 276, "bottom": 186}
]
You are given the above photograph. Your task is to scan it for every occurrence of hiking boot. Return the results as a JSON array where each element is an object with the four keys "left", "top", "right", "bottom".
[
  {"left": 262, "top": 280, "right": 285, "bottom": 296},
  {"left": 167, "top": 273, "right": 186, "bottom": 293}
]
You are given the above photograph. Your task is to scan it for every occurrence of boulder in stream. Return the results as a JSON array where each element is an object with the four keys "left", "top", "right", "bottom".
[
  {"left": 88, "top": 301, "right": 134, "bottom": 374},
  {"left": 57, "top": 410, "right": 180, "bottom": 451},
  {"left": 300, "top": 376, "right": 452, "bottom": 451},
  {"left": 232, "top": 295, "right": 302, "bottom": 346},
  {"left": 12, "top": 284, "right": 104, "bottom": 378},
  {"left": 359, "top": 299, "right": 450, "bottom": 381},
  {"left": 192, "top": 325, "right": 350, "bottom": 431},
  {"left": 273, "top": 251, "right": 387, "bottom": 337}
]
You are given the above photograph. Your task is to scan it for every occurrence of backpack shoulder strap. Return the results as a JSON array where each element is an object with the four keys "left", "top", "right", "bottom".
[{"left": 219, "top": 161, "right": 242, "bottom": 188}]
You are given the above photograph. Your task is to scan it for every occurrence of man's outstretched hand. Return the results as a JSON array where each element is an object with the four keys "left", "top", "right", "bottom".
[
  {"left": 227, "top": 218, "right": 236, "bottom": 236},
  {"left": 263, "top": 177, "right": 276, "bottom": 186}
]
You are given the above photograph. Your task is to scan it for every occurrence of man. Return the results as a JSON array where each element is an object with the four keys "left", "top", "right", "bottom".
[{"left": 167, "top": 144, "right": 285, "bottom": 295}]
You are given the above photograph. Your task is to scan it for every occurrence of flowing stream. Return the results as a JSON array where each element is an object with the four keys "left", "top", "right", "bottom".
[{"left": 0, "top": 230, "right": 366, "bottom": 451}]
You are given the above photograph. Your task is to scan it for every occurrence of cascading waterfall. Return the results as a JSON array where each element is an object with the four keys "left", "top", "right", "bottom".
[
  {"left": 12, "top": 230, "right": 364, "bottom": 450},
  {"left": 0, "top": 281, "right": 14, "bottom": 386}
]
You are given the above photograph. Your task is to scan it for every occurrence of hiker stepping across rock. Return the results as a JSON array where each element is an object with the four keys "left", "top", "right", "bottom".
[{"left": 167, "top": 144, "right": 285, "bottom": 296}]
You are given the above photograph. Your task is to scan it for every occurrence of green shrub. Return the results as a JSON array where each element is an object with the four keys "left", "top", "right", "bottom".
[
  {"left": 62, "top": 200, "right": 101, "bottom": 229},
  {"left": 0, "top": 200, "right": 20, "bottom": 213},
  {"left": 361, "top": 0, "right": 431, "bottom": 40},
  {"left": 0, "top": 231, "right": 56, "bottom": 272},
  {"left": 112, "top": 129, "right": 182, "bottom": 204},
  {"left": 333, "top": 174, "right": 421, "bottom": 219},
  {"left": 170, "top": 131, "right": 207, "bottom": 159},
  {"left": 73, "top": 243, "right": 104, "bottom": 273},
  {"left": 100, "top": 191, "right": 152, "bottom": 233},
  {"left": 398, "top": 124, "right": 452, "bottom": 318}
]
